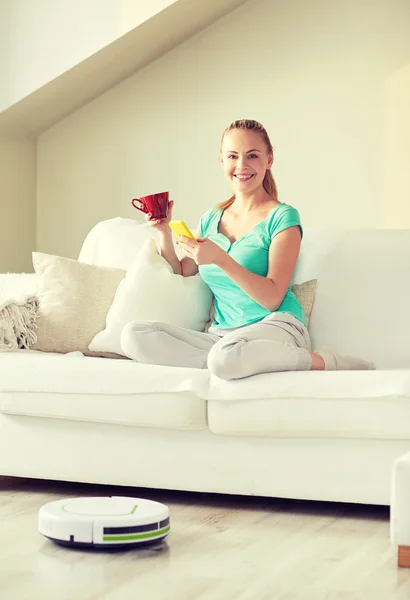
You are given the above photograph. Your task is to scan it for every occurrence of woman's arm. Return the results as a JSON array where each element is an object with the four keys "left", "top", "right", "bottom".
[
  {"left": 180, "top": 225, "right": 301, "bottom": 309},
  {"left": 216, "top": 226, "right": 301, "bottom": 311},
  {"left": 159, "top": 230, "right": 199, "bottom": 277}
]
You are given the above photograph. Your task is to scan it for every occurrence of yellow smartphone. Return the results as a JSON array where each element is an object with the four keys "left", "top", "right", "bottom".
[{"left": 169, "top": 220, "right": 196, "bottom": 240}]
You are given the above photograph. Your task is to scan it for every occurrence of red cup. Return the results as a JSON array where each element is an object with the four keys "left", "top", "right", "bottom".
[{"left": 131, "top": 192, "right": 169, "bottom": 219}]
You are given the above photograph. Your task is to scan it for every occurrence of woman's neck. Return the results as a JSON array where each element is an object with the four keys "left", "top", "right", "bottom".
[{"left": 232, "top": 189, "right": 276, "bottom": 214}]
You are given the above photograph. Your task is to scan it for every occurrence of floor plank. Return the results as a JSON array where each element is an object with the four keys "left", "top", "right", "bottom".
[{"left": 0, "top": 476, "right": 408, "bottom": 600}]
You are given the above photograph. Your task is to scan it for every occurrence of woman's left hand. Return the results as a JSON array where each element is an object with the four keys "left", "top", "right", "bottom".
[{"left": 178, "top": 236, "right": 226, "bottom": 266}]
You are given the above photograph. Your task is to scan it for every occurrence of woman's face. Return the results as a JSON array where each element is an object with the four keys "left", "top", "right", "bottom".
[{"left": 220, "top": 129, "right": 273, "bottom": 195}]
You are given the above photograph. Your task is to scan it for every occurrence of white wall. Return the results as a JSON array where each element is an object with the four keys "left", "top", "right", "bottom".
[
  {"left": 383, "top": 64, "right": 410, "bottom": 228},
  {"left": 0, "top": 1, "right": 11, "bottom": 110},
  {"left": 1, "top": 0, "right": 178, "bottom": 112},
  {"left": 37, "top": 0, "right": 410, "bottom": 259},
  {"left": 0, "top": 138, "right": 36, "bottom": 272}
]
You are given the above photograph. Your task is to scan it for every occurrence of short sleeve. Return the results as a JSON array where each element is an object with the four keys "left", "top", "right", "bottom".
[
  {"left": 199, "top": 208, "right": 216, "bottom": 238},
  {"left": 268, "top": 204, "right": 303, "bottom": 239}
]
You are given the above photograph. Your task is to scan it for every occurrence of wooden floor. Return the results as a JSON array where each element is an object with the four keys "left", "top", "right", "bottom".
[{"left": 1, "top": 477, "right": 409, "bottom": 600}]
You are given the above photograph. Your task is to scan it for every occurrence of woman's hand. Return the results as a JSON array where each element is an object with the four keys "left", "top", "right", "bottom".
[
  {"left": 178, "top": 236, "right": 227, "bottom": 267},
  {"left": 146, "top": 200, "right": 174, "bottom": 234}
]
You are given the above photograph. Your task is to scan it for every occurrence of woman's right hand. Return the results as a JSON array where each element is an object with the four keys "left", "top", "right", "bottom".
[{"left": 145, "top": 200, "right": 174, "bottom": 234}]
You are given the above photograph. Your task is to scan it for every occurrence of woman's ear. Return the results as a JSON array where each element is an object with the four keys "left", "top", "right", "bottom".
[{"left": 267, "top": 153, "right": 274, "bottom": 169}]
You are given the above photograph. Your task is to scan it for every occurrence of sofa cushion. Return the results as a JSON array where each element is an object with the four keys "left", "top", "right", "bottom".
[
  {"left": 206, "top": 369, "right": 410, "bottom": 439},
  {"left": 292, "top": 228, "right": 410, "bottom": 369},
  {"left": 0, "top": 351, "right": 208, "bottom": 431},
  {"left": 88, "top": 239, "right": 213, "bottom": 356}
]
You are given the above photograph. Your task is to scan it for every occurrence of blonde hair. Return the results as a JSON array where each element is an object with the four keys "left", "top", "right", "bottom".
[{"left": 217, "top": 119, "right": 278, "bottom": 210}]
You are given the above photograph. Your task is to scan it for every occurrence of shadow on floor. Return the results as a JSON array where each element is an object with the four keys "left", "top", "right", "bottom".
[{"left": 0, "top": 475, "right": 390, "bottom": 523}]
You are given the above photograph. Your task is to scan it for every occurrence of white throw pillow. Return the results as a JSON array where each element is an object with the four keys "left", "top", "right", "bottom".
[
  {"left": 78, "top": 217, "right": 185, "bottom": 270},
  {"left": 88, "top": 239, "right": 213, "bottom": 356}
]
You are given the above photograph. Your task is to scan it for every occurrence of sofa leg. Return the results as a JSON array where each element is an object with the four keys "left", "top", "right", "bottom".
[{"left": 398, "top": 546, "right": 410, "bottom": 567}]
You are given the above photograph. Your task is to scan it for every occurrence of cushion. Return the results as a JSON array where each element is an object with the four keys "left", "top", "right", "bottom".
[
  {"left": 291, "top": 279, "right": 317, "bottom": 327},
  {"left": 31, "top": 252, "right": 125, "bottom": 356},
  {"left": 206, "top": 368, "right": 410, "bottom": 439},
  {"left": 0, "top": 350, "right": 208, "bottom": 431},
  {"left": 89, "top": 239, "right": 213, "bottom": 356},
  {"left": 78, "top": 217, "right": 184, "bottom": 270}
]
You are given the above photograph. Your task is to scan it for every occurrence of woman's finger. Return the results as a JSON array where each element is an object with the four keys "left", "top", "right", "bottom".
[
  {"left": 180, "top": 246, "right": 193, "bottom": 258},
  {"left": 179, "top": 236, "right": 196, "bottom": 247}
]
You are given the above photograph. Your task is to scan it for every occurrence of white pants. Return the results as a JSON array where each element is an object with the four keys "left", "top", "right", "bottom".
[{"left": 121, "top": 312, "right": 312, "bottom": 381}]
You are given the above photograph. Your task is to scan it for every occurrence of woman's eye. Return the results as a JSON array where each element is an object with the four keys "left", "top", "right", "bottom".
[{"left": 227, "top": 154, "right": 257, "bottom": 159}]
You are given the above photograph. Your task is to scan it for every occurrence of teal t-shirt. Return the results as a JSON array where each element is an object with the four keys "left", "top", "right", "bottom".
[{"left": 198, "top": 203, "right": 307, "bottom": 329}]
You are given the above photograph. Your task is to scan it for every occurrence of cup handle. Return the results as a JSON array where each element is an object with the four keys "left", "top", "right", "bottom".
[{"left": 131, "top": 199, "right": 148, "bottom": 213}]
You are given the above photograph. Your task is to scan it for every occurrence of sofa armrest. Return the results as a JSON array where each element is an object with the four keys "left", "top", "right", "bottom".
[
  {"left": 391, "top": 451, "right": 410, "bottom": 567},
  {"left": 0, "top": 273, "right": 38, "bottom": 302}
]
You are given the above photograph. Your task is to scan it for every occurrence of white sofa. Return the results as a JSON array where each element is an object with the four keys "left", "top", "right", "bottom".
[{"left": 1, "top": 218, "right": 410, "bottom": 507}]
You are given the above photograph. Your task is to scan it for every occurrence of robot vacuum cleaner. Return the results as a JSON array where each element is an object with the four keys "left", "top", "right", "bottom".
[{"left": 38, "top": 496, "right": 170, "bottom": 549}]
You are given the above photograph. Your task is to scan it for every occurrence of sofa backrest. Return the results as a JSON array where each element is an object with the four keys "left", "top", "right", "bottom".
[
  {"left": 293, "top": 228, "right": 410, "bottom": 369},
  {"left": 80, "top": 219, "right": 410, "bottom": 369}
]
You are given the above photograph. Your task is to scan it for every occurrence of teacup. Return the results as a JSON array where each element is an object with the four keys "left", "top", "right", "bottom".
[{"left": 131, "top": 192, "right": 169, "bottom": 219}]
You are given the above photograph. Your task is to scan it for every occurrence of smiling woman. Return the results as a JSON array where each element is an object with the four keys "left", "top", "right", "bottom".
[
  {"left": 120, "top": 118, "right": 375, "bottom": 379},
  {"left": 218, "top": 118, "right": 277, "bottom": 213}
]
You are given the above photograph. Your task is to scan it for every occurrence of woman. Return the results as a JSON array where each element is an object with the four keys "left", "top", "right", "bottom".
[{"left": 121, "top": 119, "right": 374, "bottom": 379}]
